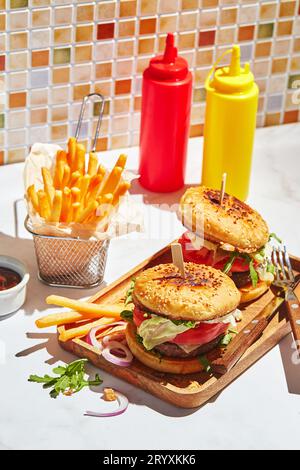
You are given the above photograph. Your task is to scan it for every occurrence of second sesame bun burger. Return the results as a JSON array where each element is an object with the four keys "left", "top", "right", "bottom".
[
  {"left": 178, "top": 186, "right": 277, "bottom": 304},
  {"left": 124, "top": 262, "right": 241, "bottom": 374}
]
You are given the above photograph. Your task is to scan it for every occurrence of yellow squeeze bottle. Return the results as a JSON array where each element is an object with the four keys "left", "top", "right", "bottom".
[{"left": 201, "top": 45, "right": 258, "bottom": 201}]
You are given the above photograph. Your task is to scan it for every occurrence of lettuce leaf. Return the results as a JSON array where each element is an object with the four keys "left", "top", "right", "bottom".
[{"left": 137, "top": 316, "right": 192, "bottom": 350}]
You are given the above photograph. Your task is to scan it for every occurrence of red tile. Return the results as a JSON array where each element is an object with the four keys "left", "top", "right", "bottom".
[
  {"left": 198, "top": 30, "right": 216, "bottom": 47},
  {"left": 0, "top": 55, "right": 4, "bottom": 71},
  {"left": 238, "top": 25, "right": 255, "bottom": 41},
  {"left": 284, "top": 110, "right": 299, "bottom": 123},
  {"left": 115, "top": 79, "right": 132, "bottom": 95},
  {"left": 97, "top": 22, "right": 115, "bottom": 40}
]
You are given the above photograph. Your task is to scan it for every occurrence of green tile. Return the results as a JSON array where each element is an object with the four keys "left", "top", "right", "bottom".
[
  {"left": 0, "top": 114, "right": 4, "bottom": 129},
  {"left": 258, "top": 23, "right": 274, "bottom": 39},
  {"left": 288, "top": 74, "right": 300, "bottom": 89},
  {"left": 193, "top": 88, "right": 206, "bottom": 103},
  {"left": 93, "top": 100, "right": 110, "bottom": 116},
  {"left": 53, "top": 47, "right": 71, "bottom": 65},
  {"left": 10, "top": 0, "right": 28, "bottom": 8}
]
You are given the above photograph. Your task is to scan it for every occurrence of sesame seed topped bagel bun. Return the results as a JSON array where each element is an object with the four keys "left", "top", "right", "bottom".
[
  {"left": 133, "top": 262, "right": 241, "bottom": 322},
  {"left": 179, "top": 185, "right": 269, "bottom": 253}
]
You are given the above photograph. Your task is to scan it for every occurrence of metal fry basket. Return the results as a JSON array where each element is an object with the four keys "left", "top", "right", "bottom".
[
  {"left": 25, "top": 93, "right": 109, "bottom": 288},
  {"left": 25, "top": 217, "right": 110, "bottom": 288}
]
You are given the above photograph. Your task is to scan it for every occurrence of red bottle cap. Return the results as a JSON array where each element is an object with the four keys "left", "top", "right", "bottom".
[{"left": 148, "top": 33, "right": 189, "bottom": 81}]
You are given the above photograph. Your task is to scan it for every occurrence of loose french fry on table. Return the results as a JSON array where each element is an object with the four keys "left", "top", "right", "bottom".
[
  {"left": 37, "top": 190, "right": 51, "bottom": 220},
  {"left": 88, "top": 152, "right": 98, "bottom": 176},
  {"left": 36, "top": 310, "right": 87, "bottom": 328},
  {"left": 59, "top": 317, "right": 115, "bottom": 342},
  {"left": 46, "top": 295, "right": 123, "bottom": 318},
  {"left": 49, "top": 190, "right": 62, "bottom": 223},
  {"left": 27, "top": 184, "right": 39, "bottom": 213},
  {"left": 41, "top": 167, "right": 55, "bottom": 206}
]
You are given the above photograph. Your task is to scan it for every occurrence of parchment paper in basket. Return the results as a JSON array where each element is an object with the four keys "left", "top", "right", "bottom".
[{"left": 23, "top": 142, "right": 144, "bottom": 240}]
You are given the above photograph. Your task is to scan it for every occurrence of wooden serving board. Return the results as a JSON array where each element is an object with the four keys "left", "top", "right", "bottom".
[{"left": 58, "top": 246, "right": 300, "bottom": 409}]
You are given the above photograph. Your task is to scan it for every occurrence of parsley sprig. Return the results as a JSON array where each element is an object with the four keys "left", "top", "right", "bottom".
[{"left": 28, "top": 359, "right": 102, "bottom": 399}]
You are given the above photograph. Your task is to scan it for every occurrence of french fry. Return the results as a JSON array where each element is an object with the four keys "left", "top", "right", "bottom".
[
  {"left": 61, "top": 164, "right": 71, "bottom": 188},
  {"left": 97, "top": 164, "right": 106, "bottom": 177},
  {"left": 46, "top": 295, "right": 123, "bottom": 318},
  {"left": 76, "top": 200, "right": 99, "bottom": 223},
  {"left": 115, "top": 153, "right": 127, "bottom": 169},
  {"left": 53, "top": 159, "right": 65, "bottom": 190},
  {"left": 86, "top": 174, "right": 103, "bottom": 203},
  {"left": 67, "top": 137, "right": 77, "bottom": 168},
  {"left": 41, "top": 167, "right": 55, "bottom": 206},
  {"left": 36, "top": 310, "right": 88, "bottom": 328},
  {"left": 100, "top": 166, "right": 123, "bottom": 196},
  {"left": 72, "top": 202, "right": 81, "bottom": 221},
  {"left": 91, "top": 193, "right": 113, "bottom": 223},
  {"left": 87, "top": 152, "right": 98, "bottom": 176},
  {"left": 61, "top": 187, "right": 71, "bottom": 222},
  {"left": 27, "top": 184, "right": 39, "bottom": 213},
  {"left": 69, "top": 171, "right": 81, "bottom": 188},
  {"left": 71, "top": 186, "right": 81, "bottom": 204},
  {"left": 79, "top": 174, "right": 91, "bottom": 202},
  {"left": 59, "top": 317, "right": 114, "bottom": 342},
  {"left": 49, "top": 190, "right": 62, "bottom": 222},
  {"left": 56, "top": 150, "right": 67, "bottom": 163},
  {"left": 112, "top": 181, "right": 131, "bottom": 206},
  {"left": 74, "top": 143, "right": 86, "bottom": 174},
  {"left": 37, "top": 190, "right": 51, "bottom": 220}
]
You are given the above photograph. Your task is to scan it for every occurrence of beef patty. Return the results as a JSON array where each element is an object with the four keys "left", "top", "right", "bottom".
[
  {"left": 153, "top": 335, "right": 223, "bottom": 359},
  {"left": 231, "top": 270, "right": 251, "bottom": 288}
]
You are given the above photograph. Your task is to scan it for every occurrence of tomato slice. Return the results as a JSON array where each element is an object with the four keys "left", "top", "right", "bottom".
[
  {"left": 133, "top": 305, "right": 150, "bottom": 327},
  {"left": 179, "top": 232, "right": 249, "bottom": 273},
  {"left": 171, "top": 322, "right": 229, "bottom": 346}
]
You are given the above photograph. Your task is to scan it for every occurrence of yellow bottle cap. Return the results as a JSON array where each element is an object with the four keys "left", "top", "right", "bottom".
[{"left": 213, "top": 45, "right": 254, "bottom": 93}]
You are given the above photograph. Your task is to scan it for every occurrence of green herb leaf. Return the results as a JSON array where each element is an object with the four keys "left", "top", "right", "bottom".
[
  {"left": 269, "top": 233, "right": 282, "bottom": 244},
  {"left": 120, "top": 309, "right": 133, "bottom": 322},
  {"left": 28, "top": 359, "right": 102, "bottom": 399},
  {"left": 198, "top": 354, "right": 212, "bottom": 373},
  {"left": 267, "top": 263, "right": 275, "bottom": 274},
  {"left": 249, "top": 259, "right": 258, "bottom": 287},
  {"left": 222, "top": 252, "right": 238, "bottom": 274},
  {"left": 219, "top": 333, "right": 233, "bottom": 347},
  {"left": 171, "top": 319, "right": 196, "bottom": 328},
  {"left": 124, "top": 278, "right": 136, "bottom": 306},
  {"left": 136, "top": 334, "right": 144, "bottom": 344}
]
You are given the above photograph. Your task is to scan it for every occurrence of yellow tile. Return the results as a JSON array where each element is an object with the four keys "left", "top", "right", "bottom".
[
  {"left": 51, "top": 124, "right": 68, "bottom": 141},
  {"left": 76, "top": 24, "right": 93, "bottom": 42},
  {"left": 77, "top": 3, "right": 94, "bottom": 22},
  {"left": 159, "top": 14, "right": 177, "bottom": 33},
  {"left": 73, "top": 83, "right": 91, "bottom": 101},
  {"left": 140, "top": 0, "right": 158, "bottom": 15},
  {"left": 118, "top": 19, "right": 136, "bottom": 37},
  {"left": 196, "top": 48, "right": 214, "bottom": 66},
  {"left": 32, "top": 8, "right": 51, "bottom": 27},
  {"left": 0, "top": 13, "right": 5, "bottom": 32},
  {"left": 220, "top": 7, "right": 237, "bottom": 25},
  {"left": 117, "top": 39, "right": 135, "bottom": 57},
  {"left": 75, "top": 44, "right": 92, "bottom": 62},
  {"left": 277, "top": 20, "right": 293, "bottom": 36},
  {"left": 199, "top": 9, "right": 218, "bottom": 28},
  {"left": 54, "top": 27, "right": 72, "bottom": 45},
  {"left": 10, "top": 32, "right": 28, "bottom": 51},
  {"left": 260, "top": 2, "right": 277, "bottom": 20},
  {"left": 182, "top": 0, "right": 198, "bottom": 9},
  {"left": 96, "top": 1, "right": 116, "bottom": 20},
  {"left": 159, "top": 0, "right": 179, "bottom": 14},
  {"left": 291, "top": 56, "right": 300, "bottom": 72},
  {"left": 178, "top": 32, "right": 195, "bottom": 49},
  {"left": 52, "top": 66, "right": 70, "bottom": 84},
  {"left": 179, "top": 12, "right": 197, "bottom": 31}
]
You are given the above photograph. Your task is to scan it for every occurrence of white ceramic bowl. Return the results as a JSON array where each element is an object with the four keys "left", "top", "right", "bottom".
[{"left": 0, "top": 256, "right": 30, "bottom": 317}]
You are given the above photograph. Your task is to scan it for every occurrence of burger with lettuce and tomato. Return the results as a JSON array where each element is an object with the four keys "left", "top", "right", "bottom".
[
  {"left": 124, "top": 262, "right": 241, "bottom": 374},
  {"left": 178, "top": 186, "right": 277, "bottom": 304}
]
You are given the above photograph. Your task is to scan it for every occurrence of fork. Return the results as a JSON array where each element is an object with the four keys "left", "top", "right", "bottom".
[{"left": 272, "top": 245, "right": 300, "bottom": 356}]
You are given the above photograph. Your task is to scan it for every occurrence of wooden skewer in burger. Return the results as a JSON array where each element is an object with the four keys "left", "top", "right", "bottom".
[
  {"left": 178, "top": 177, "right": 276, "bottom": 304},
  {"left": 124, "top": 243, "right": 241, "bottom": 374}
]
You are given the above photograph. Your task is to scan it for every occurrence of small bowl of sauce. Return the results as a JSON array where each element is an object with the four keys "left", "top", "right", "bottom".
[{"left": 0, "top": 256, "right": 30, "bottom": 317}]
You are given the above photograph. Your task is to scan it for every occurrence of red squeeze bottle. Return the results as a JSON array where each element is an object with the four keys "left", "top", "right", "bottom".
[{"left": 139, "top": 33, "right": 193, "bottom": 192}]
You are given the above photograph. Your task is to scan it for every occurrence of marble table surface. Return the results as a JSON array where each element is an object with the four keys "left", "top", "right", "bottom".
[{"left": 0, "top": 123, "right": 300, "bottom": 450}]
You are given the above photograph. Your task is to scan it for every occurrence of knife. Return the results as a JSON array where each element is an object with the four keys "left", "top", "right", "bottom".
[{"left": 210, "top": 295, "right": 285, "bottom": 375}]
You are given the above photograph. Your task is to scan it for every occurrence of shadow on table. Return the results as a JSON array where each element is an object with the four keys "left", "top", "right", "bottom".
[
  {"left": 15, "top": 331, "right": 219, "bottom": 418},
  {"left": 279, "top": 332, "right": 300, "bottom": 395},
  {"left": 129, "top": 179, "right": 195, "bottom": 211},
  {"left": 0, "top": 231, "right": 107, "bottom": 318}
]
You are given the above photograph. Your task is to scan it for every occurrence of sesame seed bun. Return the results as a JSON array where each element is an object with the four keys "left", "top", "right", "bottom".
[
  {"left": 125, "top": 322, "right": 206, "bottom": 374},
  {"left": 179, "top": 186, "right": 269, "bottom": 253},
  {"left": 133, "top": 262, "right": 241, "bottom": 322}
]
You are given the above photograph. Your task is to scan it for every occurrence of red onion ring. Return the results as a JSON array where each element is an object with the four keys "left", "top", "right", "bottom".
[
  {"left": 102, "top": 340, "right": 133, "bottom": 367},
  {"left": 85, "top": 391, "right": 128, "bottom": 418},
  {"left": 86, "top": 322, "right": 126, "bottom": 350}
]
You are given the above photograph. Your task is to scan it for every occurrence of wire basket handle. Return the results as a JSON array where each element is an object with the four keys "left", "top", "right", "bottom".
[{"left": 75, "top": 93, "right": 105, "bottom": 152}]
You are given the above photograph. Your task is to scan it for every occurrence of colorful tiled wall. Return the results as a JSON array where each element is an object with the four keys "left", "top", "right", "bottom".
[{"left": 1, "top": 0, "right": 300, "bottom": 165}]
